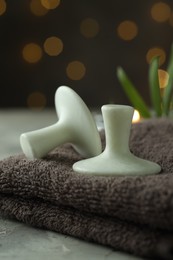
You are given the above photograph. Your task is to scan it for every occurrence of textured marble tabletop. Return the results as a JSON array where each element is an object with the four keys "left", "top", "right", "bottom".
[{"left": 0, "top": 109, "right": 143, "bottom": 260}]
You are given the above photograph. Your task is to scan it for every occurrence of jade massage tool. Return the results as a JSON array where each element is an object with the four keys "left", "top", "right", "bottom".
[
  {"left": 73, "top": 105, "right": 161, "bottom": 176},
  {"left": 20, "top": 86, "right": 102, "bottom": 159}
]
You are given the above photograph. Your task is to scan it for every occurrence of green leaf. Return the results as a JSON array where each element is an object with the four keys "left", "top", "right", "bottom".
[
  {"left": 148, "top": 56, "right": 162, "bottom": 117},
  {"left": 117, "top": 67, "right": 151, "bottom": 118},
  {"left": 162, "top": 43, "right": 173, "bottom": 116}
]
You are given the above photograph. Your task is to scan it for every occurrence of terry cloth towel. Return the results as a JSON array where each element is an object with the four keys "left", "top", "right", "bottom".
[{"left": 1, "top": 119, "right": 173, "bottom": 260}]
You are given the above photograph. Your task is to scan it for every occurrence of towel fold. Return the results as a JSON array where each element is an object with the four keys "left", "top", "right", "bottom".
[{"left": 1, "top": 119, "right": 173, "bottom": 259}]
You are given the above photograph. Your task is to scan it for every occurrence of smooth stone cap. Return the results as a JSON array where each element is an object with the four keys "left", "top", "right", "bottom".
[
  {"left": 55, "top": 86, "right": 102, "bottom": 158},
  {"left": 73, "top": 152, "right": 161, "bottom": 176}
]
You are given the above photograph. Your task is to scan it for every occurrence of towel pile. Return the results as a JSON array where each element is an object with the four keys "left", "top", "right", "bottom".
[{"left": 0, "top": 119, "right": 173, "bottom": 259}]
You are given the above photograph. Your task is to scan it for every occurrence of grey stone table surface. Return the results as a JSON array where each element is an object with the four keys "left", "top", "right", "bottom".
[{"left": 0, "top": 109, "right": 143, "bottom": 260}]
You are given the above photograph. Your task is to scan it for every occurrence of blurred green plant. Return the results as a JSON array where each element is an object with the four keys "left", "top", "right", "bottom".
[{"left": 117, "top": 44, "right": 173, "bottom": 118}]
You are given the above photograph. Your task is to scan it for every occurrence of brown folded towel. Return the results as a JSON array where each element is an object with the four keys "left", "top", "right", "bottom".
[{"left": 1, "top": 119, "right": 173, "bottom": 259}]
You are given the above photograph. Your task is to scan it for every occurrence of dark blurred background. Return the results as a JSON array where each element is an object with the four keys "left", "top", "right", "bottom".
[{"left": 0, "top": 0, "right": 173, "bottom": 109}]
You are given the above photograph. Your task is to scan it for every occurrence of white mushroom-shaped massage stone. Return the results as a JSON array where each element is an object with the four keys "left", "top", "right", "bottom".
[
  {"left": 20, "top": 86, "right": 102, "bottom": 159},
  {"left": 73, "top": 105, "right": 161, "bottom": 176}
]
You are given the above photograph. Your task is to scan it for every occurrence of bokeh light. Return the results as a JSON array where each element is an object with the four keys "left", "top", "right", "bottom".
[
  {"left": 66, "top": 61, "right": 86, "bottom": 80},
  {"left": 0, "top": 0, "right": 6, "bottom": 16},
  {"left": 22, "top": 43, "right": 43, "bottom": 63},
  {"left": 27, "top": 91, "right": 47, "bottom": 109},
  {"left": 30, "top": 0, "right": 48, "bottom": 16},
  {"left": 151, "top": 2, "right": 171, "bottom": 23},
  {"left": 80, "top": 18, "right": 100, "bottom": 38},
  {"left": 132, "top": 110, "right": 140, "bottom": 123},
  {"left": 117, "top": 20, "right": 138, "bottom": 41},
  {"left": 146, "top": 47, "right": 166, "bottom": 66},
  {"left": 169, "top": 12, "right": 173, "bottom": 27},
  {"left": 41, "top": 0, "right": 60, "bottom": 10},
  {"left": 43, "top": 36, "right": 63, "bottom": 56},
  {"left": 158, "top": 69, "right": 169, "bottom": 89}
]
